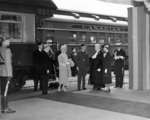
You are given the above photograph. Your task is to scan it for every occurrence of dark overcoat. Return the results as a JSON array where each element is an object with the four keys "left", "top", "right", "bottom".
[
  {"left": 103, "top": 52, "right": 112, "bottom": 84},
  {"left": 32, "top": 49, "right": 44, "bottom": 75},
  {"left": 41, "top": 50, "right": 55, "bottom": 77},
  {"left": 90, "top": 51, "right": 105, "bottom": 87}
]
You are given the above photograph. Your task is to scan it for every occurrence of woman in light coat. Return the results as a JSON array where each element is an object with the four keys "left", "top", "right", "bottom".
[
  {"left": 58, "top": 44, "right": 72, "bottom": 91},
  {"left": 0, "top": 38, "right": 15, "bottom": 113}
]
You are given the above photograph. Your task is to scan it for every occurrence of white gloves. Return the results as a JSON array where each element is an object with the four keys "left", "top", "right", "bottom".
[
  {"left": 104, "top": 69, "right": 108, "bottom": 74},
  {"left": 97, "top": 68, "right": 101, "bottom": 72}
]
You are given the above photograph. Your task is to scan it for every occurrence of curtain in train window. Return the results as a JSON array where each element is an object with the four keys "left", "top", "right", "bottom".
[{"left": 0, "top": 14, "right": 22, "bottom": 41}]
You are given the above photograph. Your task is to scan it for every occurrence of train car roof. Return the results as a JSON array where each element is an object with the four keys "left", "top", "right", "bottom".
[{"left": 53, "top": 0, "right": 132, "bottom": 17}]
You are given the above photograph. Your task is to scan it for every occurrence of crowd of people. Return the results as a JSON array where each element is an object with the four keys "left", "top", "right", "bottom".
[
  {"left": 71, "top": 43, "right": 127, "bottom": 92},
  {"left": 32, "top": 39, "right": 127, "bottom": 93},
  {"left": 0, "top": 36, "right": 127, "bottom": 114}
]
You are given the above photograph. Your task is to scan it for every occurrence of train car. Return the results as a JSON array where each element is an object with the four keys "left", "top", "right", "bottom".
[
  {"left": 37, "top": 17, "right": 128, "bottom": 69},
  {"left": 0, "top": 0, "right": 57, "bottom": 91},
  {"left": 0, "top": 0, "right": 128, "bottom": 92}
]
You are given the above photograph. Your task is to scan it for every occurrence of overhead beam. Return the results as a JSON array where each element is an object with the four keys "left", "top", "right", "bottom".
[
  {"left": 97, "top": 0, "right": 133, "bottom": 5},
  {"left": 98, "top": 0, "right": 150, "bottom": 12},
  {"left": 52, "top": 9, "right": 128, "bottom": 22}
]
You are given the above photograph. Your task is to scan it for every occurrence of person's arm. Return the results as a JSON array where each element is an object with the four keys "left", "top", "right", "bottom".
[
  {"left": 86, "top": 54, "right": 90, "bottom": 72},
  {"left": 74, "top": 53, "right": 80, "bottom": 67}
]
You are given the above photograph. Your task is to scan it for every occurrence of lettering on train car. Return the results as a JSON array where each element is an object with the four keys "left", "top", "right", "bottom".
[{"left": 68, "top": 24, "right": 128, "bottom": 33}]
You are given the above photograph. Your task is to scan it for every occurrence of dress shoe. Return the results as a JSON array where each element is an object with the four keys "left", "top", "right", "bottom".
[
  {"left": 106, "top": 88, "right": 111, "bottom": 93},
  {"left": 42, "top": 92, "right": 48, "bottom": 95},
  {"left": 83, "top": 88, "right": 87, "bottom": 90},
  {"left": 2, "top": 108, "right": 16, "bottom": 114},
  {"left": 58, "top": 86, "right": 61, "bottom": 92},
  {"left": 97, "top": 88, "right": 102, "bottom": 91},
  {"left": 62, "top": 87, "right": 67, "bottom": 92}
]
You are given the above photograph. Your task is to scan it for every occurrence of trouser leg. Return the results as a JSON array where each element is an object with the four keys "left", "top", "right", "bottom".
[
  {"left": 34, "top": 77, "right": 38, "bottom": 91},
  {"left": 39, "top": 77, "right": 42, "bottom": 90},
  {"left": 82, "top": 74, "right": 86, "bottom": 89},
  {"left": 119, "top": 74, "right": 124, "bottom": 88},
  {"left": 77, "top": 73, "right": 82, "bottom": 90},
  {"left": 0, "top": 77, "right": 9, "bottom": 112},
  {"left": 41, "top": 75, "right": 48, "bottom": 94},
  {"left": 1, "top": 77, "right": 6, "bottom": 112},
  {"left": 115, "top": 74, "right": 120, "bottom": 87}
]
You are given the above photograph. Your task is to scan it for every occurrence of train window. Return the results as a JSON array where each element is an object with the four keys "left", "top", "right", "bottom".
[{"left": 0, "top": 13, "right": 23, "bottom": 41}]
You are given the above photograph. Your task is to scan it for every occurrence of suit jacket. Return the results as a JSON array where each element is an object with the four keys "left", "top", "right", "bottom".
[
  {"left": 75, "top": 51, "right": 89, "bottom": 73},
  {"left": 41, "top": 50, "right": 55, "bottom": 75},
  {"left": 33, "top": 49, "right": 43, "bottom": 66},
  {"left": 114, "top": 49, "right": 126, "bottom": 68}
]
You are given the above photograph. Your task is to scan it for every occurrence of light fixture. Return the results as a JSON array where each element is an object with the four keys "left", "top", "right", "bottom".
[
  {"left": 110, "top": 17, "right": 117, "bottom": 22},
  {"left": 92, "top": 15, "right": 100, "bottom": 21},
  {"left": 72, "top": 13, "right": 80, "bottom": 19},
  {"left": 73, "top": 33, "right": 77, "bottom": 38}
]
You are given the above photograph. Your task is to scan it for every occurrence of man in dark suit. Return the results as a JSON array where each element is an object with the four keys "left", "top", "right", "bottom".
[
  {"left": 114, "top": 45, "right": 127, "bottom": 88},
  {"left": 75, "top": 44, "right": 89, "bottom": 90},
  {"left": 32, "top": 42, "right": 43, "bottom": 91},
  {"left": 40, "top": 41, "right": 56, "bottom": 94}
]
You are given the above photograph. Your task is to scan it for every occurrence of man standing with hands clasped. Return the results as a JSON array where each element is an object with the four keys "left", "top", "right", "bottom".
[
  {"left": 75, "top": 44, "right": 89, "bottom": 91},
  {"left": 114, "top": 43, "right": 127, "bottom": 88}
]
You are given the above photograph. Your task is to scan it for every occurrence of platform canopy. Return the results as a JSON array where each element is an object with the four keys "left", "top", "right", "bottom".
[
  {"left": 97, "top": 0, "right": 132, "bottom": 5},
  {"left": 53, "top": 0, "right": 132, "bottom": 17}
]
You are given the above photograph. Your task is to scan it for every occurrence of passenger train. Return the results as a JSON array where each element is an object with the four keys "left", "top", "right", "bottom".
[{"left": 0, "top": 0, "right": 128, "bottom": 91}]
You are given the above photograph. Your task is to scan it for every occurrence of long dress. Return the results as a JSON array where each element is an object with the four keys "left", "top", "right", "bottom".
[
  {"left": 90, "top": 50, "right": 105, "bottom": 89},
  {"left": 58, "top": 53, "right": 71, "bottom": 86}
]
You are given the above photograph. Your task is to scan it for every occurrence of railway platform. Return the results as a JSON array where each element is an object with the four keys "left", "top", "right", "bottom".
[{"left": 1, "top": 73, "right": 150, "bottom": 120}]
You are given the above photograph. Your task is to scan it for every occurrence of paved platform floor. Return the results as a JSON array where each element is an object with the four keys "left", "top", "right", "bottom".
[
  {"left": 1, "top": 98, "right": 150, "bottom": 120},
  {"left": 0, "top": 87, "right": 150, "bottom": 120},
  {"left": 1, "top": 71, "right": 150, "bottom": 120}
]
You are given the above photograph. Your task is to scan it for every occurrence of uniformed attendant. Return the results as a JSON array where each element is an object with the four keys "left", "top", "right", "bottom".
[
  {"left": 90, "top": 44, "right": 105, "bottom": 90},
  {"left": 114, "top": 44, "right": 127, "bottom": 88},
  {"left": 75, "top": 44, "right": 89, "bottom": 90},
  {"left": 0, "top": 38, "right": 16, "bottom": 113}
]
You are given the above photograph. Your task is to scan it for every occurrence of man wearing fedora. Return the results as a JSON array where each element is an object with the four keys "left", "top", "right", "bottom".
[{"left": 113, "top": 43, "right": 127, "bottom": 88}]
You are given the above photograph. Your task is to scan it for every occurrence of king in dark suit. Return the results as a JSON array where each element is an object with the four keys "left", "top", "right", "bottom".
[{"left": 40, "top": 42, "right": 55, "bottom": 95}]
